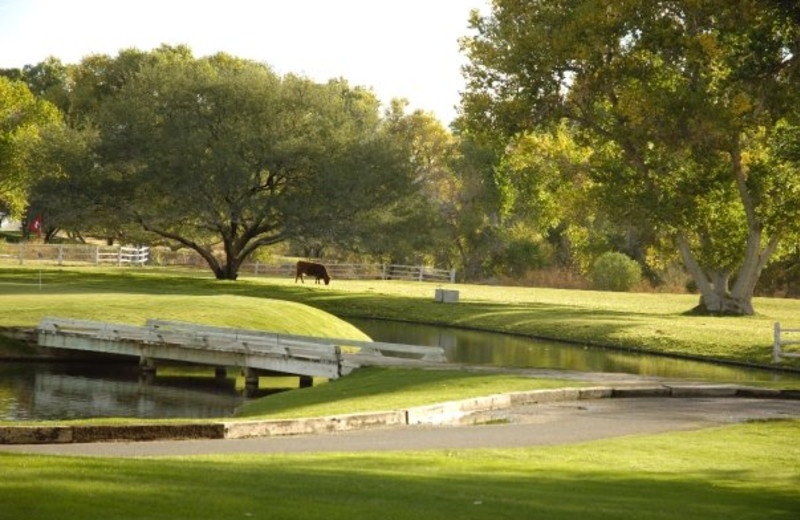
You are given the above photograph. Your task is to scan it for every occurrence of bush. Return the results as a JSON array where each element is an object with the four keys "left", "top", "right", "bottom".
[{"left": 592, "top": 252, "right": 642, "bottom": 292}]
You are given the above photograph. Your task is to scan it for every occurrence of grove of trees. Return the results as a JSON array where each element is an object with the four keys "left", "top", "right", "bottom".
[
  {"left": 460, "top": 0, "right": 800, "bottom": 314},
  {"left": 1, "top": 1, "right": 798, "bottom": 314}
]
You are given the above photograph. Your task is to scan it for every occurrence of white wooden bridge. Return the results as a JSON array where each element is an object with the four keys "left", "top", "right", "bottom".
[{"left": 36, "top": 317, "right": 447, "bottom": 392}]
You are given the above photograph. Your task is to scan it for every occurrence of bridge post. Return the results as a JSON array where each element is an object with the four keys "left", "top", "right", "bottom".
[
  {"left": 139, "top": 356, "right": 156, "bottom": 374},
  {"left": 299, "top": 375, "right": 314, "bottom": 388},
  {"left": 244, "top": 368, "right": 259, "bottom": 397},
  {"left": 215, "top": 367, "right": 227, "bottom": 379}
]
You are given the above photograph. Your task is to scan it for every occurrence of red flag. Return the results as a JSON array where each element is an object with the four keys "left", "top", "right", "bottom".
[{"left": 29, "top": 214, "right": 42, "bottom": 234}]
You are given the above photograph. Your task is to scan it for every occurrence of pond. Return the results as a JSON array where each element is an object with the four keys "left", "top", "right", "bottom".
[{"left": 2, "top": 319, "right": 798, "bottom": 421}]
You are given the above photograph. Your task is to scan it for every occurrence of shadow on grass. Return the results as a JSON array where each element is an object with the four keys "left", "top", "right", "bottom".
[{"left": 1, "top": 446, "right": 797, "bottom": 520}]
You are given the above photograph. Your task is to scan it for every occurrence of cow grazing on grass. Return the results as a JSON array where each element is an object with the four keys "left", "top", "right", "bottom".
[{"left": 295, "top": 260, "right": 331, "bottom": 285}]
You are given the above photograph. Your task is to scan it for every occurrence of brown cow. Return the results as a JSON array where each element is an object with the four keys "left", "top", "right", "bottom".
[{"left": 295, "top": 260, "right": 331, "bottom": 285}]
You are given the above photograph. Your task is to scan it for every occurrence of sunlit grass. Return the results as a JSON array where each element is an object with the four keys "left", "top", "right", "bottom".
[
  {"left": 235, "top": 367, "right": 584, "bottom": 419},
  {"left": 1, "top": 420, "right": 797, "bottom": 519},
  {"left": 0, "top": 269, "right": 368, "bottom": 340}
]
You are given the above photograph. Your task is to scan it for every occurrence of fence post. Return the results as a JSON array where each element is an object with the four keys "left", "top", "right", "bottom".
[
  {"left": 117, "top": 246, "right": 123, "bottom": 266},
  {"left": 774, "top": 322, "right": 782, "bottom": 363},
  {"left": 94, "top": 246, "right": 99, "bottom": 265},
  {"left": 382, "top": 264, "right": 387, "bottom": 280},
  {"left": 449, "top": 268, "right": 456, "bottom": 284},
  {"left": 418, "top": 266, "right": 424, "bottom": 282},
  {"left": 254, "top": 261, "right": 260, "bottom": 276},
  {"left": 58, "top": 244, "right": 64, "bottom": 266}
]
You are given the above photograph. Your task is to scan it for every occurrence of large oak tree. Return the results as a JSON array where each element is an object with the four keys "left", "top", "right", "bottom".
[
  {"left": 461, "top": 0, "right": 800, "bottom": 314},
  {"left": 55, "top": 51, "right": 413, "bottom": 279}
]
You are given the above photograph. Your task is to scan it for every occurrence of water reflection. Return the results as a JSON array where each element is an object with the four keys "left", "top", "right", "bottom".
[
  {"left": 0, "top": 362, "right": 245, "bottom": 421},
  {"left": 349, "top": 318, "right": 800, "bottom": 384}
]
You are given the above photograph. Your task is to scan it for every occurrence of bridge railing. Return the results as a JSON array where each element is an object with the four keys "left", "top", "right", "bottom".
[{"left": 145, "top": 319, "right": 447, "bottom": 362}]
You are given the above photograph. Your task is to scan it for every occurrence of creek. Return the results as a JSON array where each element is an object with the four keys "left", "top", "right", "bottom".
[{"left": 1, "top": 319, "right": 797, "bottom": 421}]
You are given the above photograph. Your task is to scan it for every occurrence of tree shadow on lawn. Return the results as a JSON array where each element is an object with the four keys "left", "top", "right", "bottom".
[{"left": 1, "top": 451, "right": 796, "bottom": 520}]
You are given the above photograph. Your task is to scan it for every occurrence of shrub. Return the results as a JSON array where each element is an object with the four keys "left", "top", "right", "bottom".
[{"left": 592, "top": 252, "right": 641, "bottom": 292}]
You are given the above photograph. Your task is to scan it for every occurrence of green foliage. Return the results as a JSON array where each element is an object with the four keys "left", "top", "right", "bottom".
[
  {"left": 591, "top": 252, "right": 642, "bottom": 292},
  {"left": 41, "top": 48, "right": 415, "bottom": 279},
  {"left": 0, "top": 77, "right": 61, "bottom": 218},
  {"left": 460, "top": 0, "right": 800, "bottom": 314}
]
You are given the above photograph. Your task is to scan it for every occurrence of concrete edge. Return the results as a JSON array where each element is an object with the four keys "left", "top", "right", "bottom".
[{"left": 2, "top": 383, "right": 799, "bottom": 445}]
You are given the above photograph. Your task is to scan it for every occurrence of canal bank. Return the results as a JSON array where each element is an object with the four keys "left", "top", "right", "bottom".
[{"left": 2, "top": 378, "right": 799, "bottom": 446}]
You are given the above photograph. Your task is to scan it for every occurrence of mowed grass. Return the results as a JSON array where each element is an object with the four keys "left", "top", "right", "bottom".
[
  {"left": 235, "top": 367, "right": 584, "bottom": 419},
  {"left": 0, "top": 268, "right": 368, "bottom": 340},
  {"left": 1, "top": 420, "right": 798, "bottom": 520},
  {"left": 2, "top": 266, "right": 797, "bottom": 366}
]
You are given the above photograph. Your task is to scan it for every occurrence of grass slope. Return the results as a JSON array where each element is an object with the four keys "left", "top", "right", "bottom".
[
  {"left": 235, "top": 367, "right": 584, "bottom": 419},
  {"left": 3, "top": 266, "right": 797, "bottom": 366},
  {"left": 0, "top": 420, "right": 797, "bottom": 519},
  {"left": 0, "top": 269, "right": 368, "bottom": 340}
]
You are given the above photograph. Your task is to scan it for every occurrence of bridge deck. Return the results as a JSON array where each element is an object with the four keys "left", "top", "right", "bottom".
[{"left": 36, "top": 317, "right": 447, "bottom": 381}]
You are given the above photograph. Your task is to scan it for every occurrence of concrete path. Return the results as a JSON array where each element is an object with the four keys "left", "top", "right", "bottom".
[{"left": 3, "top": 397, "right": 798, "bottom": 458}]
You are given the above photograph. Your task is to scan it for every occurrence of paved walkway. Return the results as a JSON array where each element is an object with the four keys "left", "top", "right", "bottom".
[{"left": 3, "top": 397, "right": 799, "bottom": 458}]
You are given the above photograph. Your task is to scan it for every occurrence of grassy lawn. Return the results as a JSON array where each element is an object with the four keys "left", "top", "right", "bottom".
[
  {"left": 2, "top": 266, "right": 798, "bottom": 367},
  {"left": 0, "top": 268, "right": 368, "bottom": 340},
  {"left": 1, "top": 420, "right": 798, "bottom": 519},
  {"left": 235, "top": 367, "right": 585, "bottom": 419}
]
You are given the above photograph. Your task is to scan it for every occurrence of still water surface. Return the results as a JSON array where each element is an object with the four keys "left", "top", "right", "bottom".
[
  {"left": 350, "top": 319, "right": 800, "bottom": 384},
  {"left": 2, "top": 319, "right": 798, "bottom": 421}
]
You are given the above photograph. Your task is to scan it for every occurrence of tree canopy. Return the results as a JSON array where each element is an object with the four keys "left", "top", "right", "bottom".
[
  {"left": 461, "top": 0, "right": 800, "bottom": 314},
  {"left": 36, "top": 49, "right": 416, "bottom": 279}
]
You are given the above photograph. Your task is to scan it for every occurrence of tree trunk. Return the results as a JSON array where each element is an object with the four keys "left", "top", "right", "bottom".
[
  {"left": 677, "top": 230, "right": 780, "bottom": 316},
  {"left": 214, "top": 260, "right": 240, "bottom": 280}
]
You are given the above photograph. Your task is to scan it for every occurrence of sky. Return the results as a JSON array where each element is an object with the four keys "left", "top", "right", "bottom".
[{"left": 0, "top": 0, "right": 490, "bottom": 125}]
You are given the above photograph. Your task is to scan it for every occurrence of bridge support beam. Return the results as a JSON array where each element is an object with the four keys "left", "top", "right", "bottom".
[
  {"left": 299, "top": 375, "right": 314, "bottom": 388},
  {"left": 215, "top": 367, "right": 227, "bottom": 379}
]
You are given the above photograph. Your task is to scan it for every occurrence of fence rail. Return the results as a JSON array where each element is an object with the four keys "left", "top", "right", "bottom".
[
  {"left": 243, "top": 261, "right": 456, "bottom": 283},
  {"left": 0, "top": 243, "right": 455, "bottom": 283},
  {"left": 0, "top": 243, "right": 149, "bottom": 266},
  {"left": 773, "top": 322, "right": 800, "bottom": 362}
]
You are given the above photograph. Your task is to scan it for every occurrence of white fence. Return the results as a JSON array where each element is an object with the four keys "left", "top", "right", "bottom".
[
  {"left": 244, "top": 261, "right": 456, "bottom": 283},
  {"left": 0, "top": 243, "right": 456, "bottom": 283},
  {"left": 0, "top": 243, "right": 149, "bottom": 267},
  {"left": 773, "top": 322, "right": 800, "bottom": 362}
]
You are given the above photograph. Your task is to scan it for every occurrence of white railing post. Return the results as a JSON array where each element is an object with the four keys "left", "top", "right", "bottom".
[
  {"left": 18, "top": 242, "right": 24, "bottom": 265},
  {"left": 449, "top": 268, "right": 456, "bottom": 284},
  {"left": 254, "top": 261, "right": 260, "bottom": 276},
  {"left": 774, "top": 322, "right": 782, "bottom": 363},
  {"left": 94, "top": 246, "right": 99, "bottom": 265},
  {"left": 418, "top": 266, "right": 424, "bottom": 282},
  {"left": 58, "top": 244, "right": 64, "bottom": 266}
]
